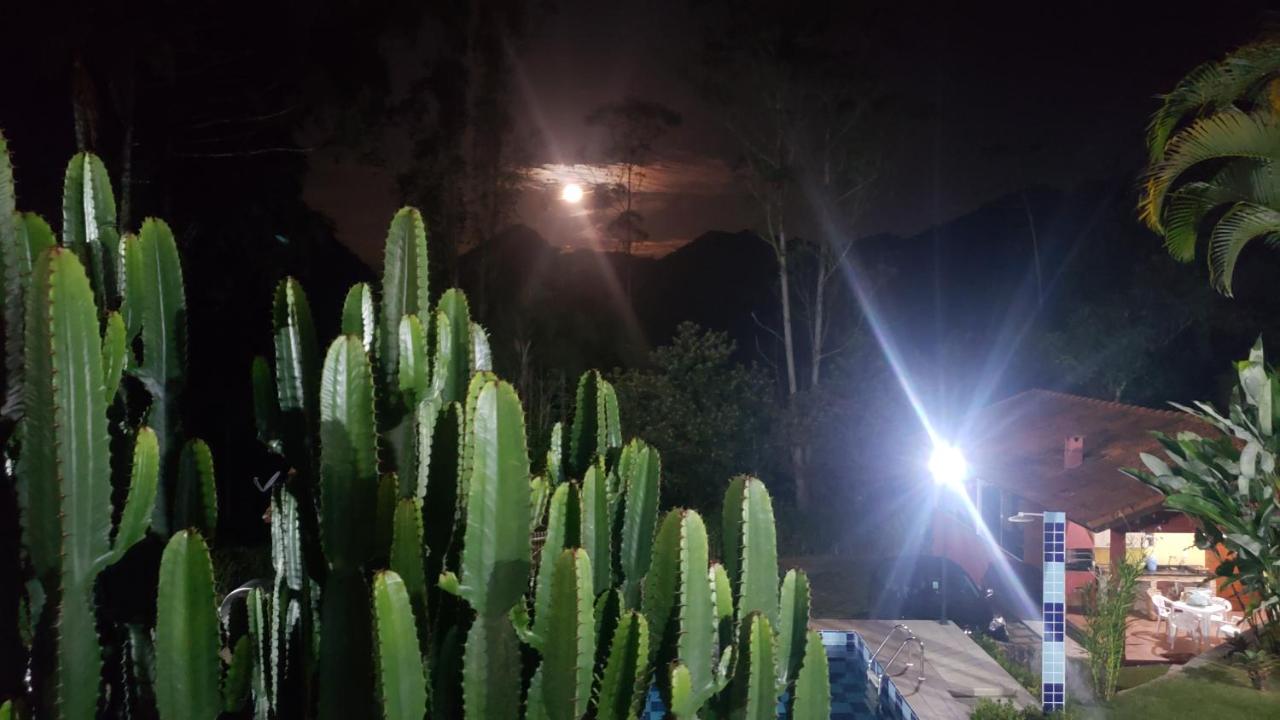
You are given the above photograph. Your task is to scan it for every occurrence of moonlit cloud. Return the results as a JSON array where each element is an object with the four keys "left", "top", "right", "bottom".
[
  {"left": 524, "top": 156, "right": 735, "bottom": 196},
  {"left": 517, "top": 155, "right": 745, "bottom": 256}
]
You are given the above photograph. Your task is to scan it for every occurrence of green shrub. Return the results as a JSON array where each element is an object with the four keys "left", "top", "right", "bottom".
[
  {"left": 972, "top": 633, "right": 1041, "bottom": 698},
  {"left": 970, "top": 699, "right": 1027, "bottom": 720},
  {"left": 1079, "top": 558, "right": 1144, "bottom": 700},
  {"left": 970, "top": 698, "right": 1083, "bottom": 720}
]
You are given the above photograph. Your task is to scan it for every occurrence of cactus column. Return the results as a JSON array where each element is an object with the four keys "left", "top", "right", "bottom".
[{"left": 18, "top": 247, "right": 159, "bottom": 719}]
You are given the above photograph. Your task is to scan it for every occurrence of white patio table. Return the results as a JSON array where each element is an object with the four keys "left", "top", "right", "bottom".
[{"left": 1170, "top": 599, "right": 1225, "bottom": 649}]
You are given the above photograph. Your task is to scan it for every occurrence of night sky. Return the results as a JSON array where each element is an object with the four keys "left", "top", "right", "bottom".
[{"left": 307, "top": 0, "right": 1275, "bottom": 262}]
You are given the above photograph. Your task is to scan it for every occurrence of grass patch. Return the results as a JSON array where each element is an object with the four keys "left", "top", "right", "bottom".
[
  {"left": 1104, "top": 658, "right": 1280, "bottom": 718},
  {"left": 1113, "top": 664, "right": 1168, "bottom": 692}
]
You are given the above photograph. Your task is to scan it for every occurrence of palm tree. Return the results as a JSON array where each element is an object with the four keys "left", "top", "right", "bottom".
[{"left": 1140, "top": 40, "right": 1280, "bottom": 295}]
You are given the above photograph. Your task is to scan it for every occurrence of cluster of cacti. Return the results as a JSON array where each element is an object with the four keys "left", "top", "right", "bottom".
[
  {"left": 1, "top": 133, "right": 216, "bottom": 719},
  {"left": 1, "top": 134, "right": 831, "bottom": 719}
]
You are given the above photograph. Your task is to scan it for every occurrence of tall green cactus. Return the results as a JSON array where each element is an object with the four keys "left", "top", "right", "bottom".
[
  {"left": 17, "top": 246, "right": 159, "bottom": 719},
  {"left": 723, "top": 476, "right": 780, "bottom": 624},
  {"left": 434, "top": 289, "right": 474, "bottom": 405},
  {"left": 121, "top": 219, "right": 190, "bottom": 534},
  {"left": 372, "top": 571, "right": 429, "bottom": 720},
  {"left": 420, "top": 400, "right": 464, "bottom": 591},
  {"left": 318, "top": 335, "right": 380, "bottom": 572},
  {"left": 342, "top": 282, "right": 376, "bottom": 353},
  {"left": 581, "top": 462, "right": 612, "bottom": 593},
  {"left": 379, "top": 207, "right": 430, "bottom": 400},
  {"left": 776, "top": 569, "right": 811, "bottom": 685},
  {"left": 2, "top": 212, "right": 55, "bottom": 420},
  {"left": 155, "top": 530, "right": 221, "bottom": 720},
  {"left": 0, "top": 134, "right": 56, "bottom": 421},
  {"left": 268, "top": 484, "right": 313, "bottom": 719},
  {"left": 618, "top": 439, "right": 660, "bottom": 608},
  {"left": 270, "top": 277, "right": 321, "bottom": 477},
  {"left": 545, "top": 422, "right": 565, "bottom": 485},
  {"left": 725, "top": 612, "right": 778, "bottom": 720},
  {"left": 790, "top": 632, "right": 831, "bottom": 720},
  {"left": 595, "top": 611, "right": 650, "bottom": 720},
  {"left": 390, "top": 497, "right": 428, "bottom": 646},
  {"left": 174, "top": 438, "right": 217, "bottom": 537},
  {"left": 441, "top": 378, "right": 531, "bottom": 617},
  {"left": 644, "top": 510, "right": 728, "bottom": 711},
  {"left": 539, "top": 549, "right": 594, "bottom": 720},
  {"left": 462, "top": 615, "right": 521, "bottom": 720},
  {"left": 439, "top": 378, "right": 530, "bottom": 720},
  {"left": 532, "top": 483, "right": 580, "bottom": 640},
  {"left": 62, "top": 152, "right": 119, "bottom": 309},
  {"left": 568, "top": 370, "right": 622, "bottom": 477},
  {"left": 390, "top": 314, "right": 429, "bottom": 482},
  {"left": 101, "top": 310, "right": 127, "bottom": 404},
  {"left": 316, "top": 334, "right": 380, "bottom": 717}
]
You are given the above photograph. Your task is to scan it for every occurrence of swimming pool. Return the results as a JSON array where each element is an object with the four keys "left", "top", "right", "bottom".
[
  {"left": 825, "top": 630, "right": 920, "bottom": 720},
  {"left": 642, "top": 630, "right": 920, "bottom": 719}
]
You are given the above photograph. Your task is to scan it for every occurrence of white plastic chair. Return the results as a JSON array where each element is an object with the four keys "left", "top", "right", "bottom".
[
  {"left": 1151, "top": 593, "right": 1173, "bottom": 636},
  {"left": 1168, "top": 608, "right": 1201, "bottom": 646},
  {"left": 1213, "top": 618, "right": 1242, "bottom": 641}
]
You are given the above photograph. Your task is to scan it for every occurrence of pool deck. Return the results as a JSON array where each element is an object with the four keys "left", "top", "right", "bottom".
[{"left": 814, "top": 619, "right": 1037, "bottom": 720}]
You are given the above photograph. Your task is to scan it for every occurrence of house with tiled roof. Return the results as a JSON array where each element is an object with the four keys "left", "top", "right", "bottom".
[{"left": 929, "top": 389, "right": 1235, "bottom": 615}]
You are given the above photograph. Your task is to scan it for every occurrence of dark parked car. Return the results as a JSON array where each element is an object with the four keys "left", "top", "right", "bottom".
[{"left": 869, "top": 555, "right": 1006, "bottom": 638}]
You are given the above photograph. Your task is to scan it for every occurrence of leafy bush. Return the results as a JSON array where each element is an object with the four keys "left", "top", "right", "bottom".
[
  {"left": 1236, "top": 648, "right": 1276, "bottom": 691},
  {"left": 612, "top": 322, "right": 776, "bottom": 514},
  {"left": 970, "top": 699, "right": 1027, "bottom": 720}
]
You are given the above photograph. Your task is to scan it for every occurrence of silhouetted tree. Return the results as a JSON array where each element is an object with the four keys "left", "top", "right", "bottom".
[{"left": 585, "top": 97, "right": 682, "bottom": 259}]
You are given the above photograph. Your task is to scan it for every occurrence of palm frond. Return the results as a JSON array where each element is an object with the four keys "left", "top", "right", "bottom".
[
  {"left": 1160, "top": 163, "right": 1280, "bottom": 261},
  {"left": 1162, "top": 182, "right": 1240, "bottom": 261},
  {"left": 1140, "top": 108, "right": 1280, "bottom": 232},
  {"left": 1147, "top": 41, "right": 1280, "bottom": 160},
  {"left": 1207, "top": 201, "right": 1280, "bottom": 295}
]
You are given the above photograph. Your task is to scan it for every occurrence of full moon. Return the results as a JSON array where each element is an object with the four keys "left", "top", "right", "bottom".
[{"left": 561, "top": 183, "right": 584, "bottom": 203}]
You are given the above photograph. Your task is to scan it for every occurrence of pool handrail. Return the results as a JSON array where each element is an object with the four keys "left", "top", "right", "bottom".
[{"left": 869, "top": 623, "right": 926, "bottom": 688}]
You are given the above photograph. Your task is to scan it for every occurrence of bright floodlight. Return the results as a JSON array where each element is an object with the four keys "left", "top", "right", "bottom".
[
  {"left": 561, "top": 183, "right": 584, "bottom": 203},
  {"left": 929, "top": 443, "right": 968, "bottom": 489}
]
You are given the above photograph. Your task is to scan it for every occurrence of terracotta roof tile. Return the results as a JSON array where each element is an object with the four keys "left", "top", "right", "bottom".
[{"left": 967, "top": 389, "right": 1213, "bottom": 532}]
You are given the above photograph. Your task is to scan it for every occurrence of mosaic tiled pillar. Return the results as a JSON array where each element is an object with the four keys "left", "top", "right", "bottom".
[{"left": 1040, "top": 511, "right": 1066, "bottom": 713}]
